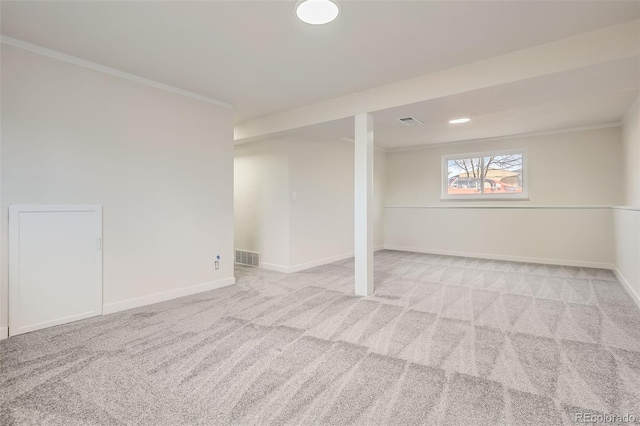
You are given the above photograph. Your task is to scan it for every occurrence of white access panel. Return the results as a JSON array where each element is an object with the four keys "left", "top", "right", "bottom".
[{"left": 9, "top": 205, "right": 103, "bottom": 336}]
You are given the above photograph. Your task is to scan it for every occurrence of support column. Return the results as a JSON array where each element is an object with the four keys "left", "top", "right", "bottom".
[{"left": 354, "top": 113, "right": 374, "bottom": 296}]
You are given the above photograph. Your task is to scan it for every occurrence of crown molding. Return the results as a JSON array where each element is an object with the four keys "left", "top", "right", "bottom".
[
  {"left": 336, "top": 136, "right": 388, "bottom": 153},
  {"left": 234, "top": 133, "right": 389, "bottom": 153},
  {"left": 1, "top": 35, "right": 233, "bottom": 109},
  {"left": 622, "top": 94, "right": 639, "bottom": 123},
  {"left": 383, "top": 122, "right": 622, "bottom": 153}
]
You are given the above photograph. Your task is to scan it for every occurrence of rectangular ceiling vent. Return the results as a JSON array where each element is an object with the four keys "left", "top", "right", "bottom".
[
  {"left": 397, "top": 116, "right": 424, "bottom": 127},
  {"left": 235, "top": 249, "right": 260, "bottom": 267}
]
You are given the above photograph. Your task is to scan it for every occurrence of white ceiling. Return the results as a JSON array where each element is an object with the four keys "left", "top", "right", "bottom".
[
  {"left": 2, "top": 0, "right": 639, "bottom": 124},
  {"left": 278, "top": 56, "right": 640, "bottom": 150}
]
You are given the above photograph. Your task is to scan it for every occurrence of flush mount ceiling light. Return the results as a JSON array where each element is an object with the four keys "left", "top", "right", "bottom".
[
  {"left": 449, "top": 118, "right": 471, "bottom": 124},
  {"left": 295, "top": 0, "right": 340, "bottom": 25}
]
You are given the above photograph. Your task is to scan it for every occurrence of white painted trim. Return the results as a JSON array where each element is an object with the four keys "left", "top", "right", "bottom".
[
  {"left": 260, "top": 252, "right": 354, "bottom": 274},
  {"left": 233, "top": 134, "right": 389, "bottom": 153},
  {"left": 355, "top": 112, "right": 375, "bottom": 296},
  {"left": 441, "top": 149, "right": 528, "bottom": 201},
  {"left": 9, "top": 205, "right": 103, "bottom": 337},
  {"left": 612, "top": 266, "right": 640, "bottom": 311},
  {"left": 10, "top": 312, "right": 100, "bottom": 336},
  {"left": 623, "top": 96, "right": 640, "bottom": 123},
  {"left": 611, "top": 206, "right": 640, "bottom": 212},
  {"left": 291, "top": 252, "right": 355, "bottom": 273},
  {"left": 102, "top": 277, "right": 236, "bottom": 315},
  {"left": 384, "top": 245, "right": 613, "bottom": 270},
  {"left": 259, "top": 246, "right": 385, "bottom": 274},
  {"left": 385, "top": 205, "right": 612, "bottom": 210},
  {"left": 1, "top": 35, "right": 233, "bottom": 109},
  {"left": 0, "top": 327, "right": 8, "bottom": 341},
  {"left": 385, "top": 123, "right": 622, "bottom": 153},
  {"left": 259, "top": 262, "right": 292, "bottom": 273},
  {"left": 336, "top": 136, "right": 389, "bottom": 153}
]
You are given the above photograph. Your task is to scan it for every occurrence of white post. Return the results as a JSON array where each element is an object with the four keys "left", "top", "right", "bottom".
[{"left": 354, "top": 113, "right": 374, "bottom": 296}]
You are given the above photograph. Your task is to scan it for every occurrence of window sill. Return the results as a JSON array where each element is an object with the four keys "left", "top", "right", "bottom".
[{"left": 440, "top": 197, "right": 530, "bottom": 202}]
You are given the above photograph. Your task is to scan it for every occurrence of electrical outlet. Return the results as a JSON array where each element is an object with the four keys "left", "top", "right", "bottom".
[
  {"left": 292, "top": 192, "right": 297, "bottom": 201},
  {"left": 215, "top": 260, "right": 220, "bottom": 270}
]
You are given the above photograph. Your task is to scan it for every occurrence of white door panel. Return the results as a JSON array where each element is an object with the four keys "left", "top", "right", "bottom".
[{"left": 9, "top": 205, "right": 102, "bottom": 336}]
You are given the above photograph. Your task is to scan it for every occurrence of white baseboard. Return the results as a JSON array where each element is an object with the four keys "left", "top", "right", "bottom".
[
  {"left": 259, "top": 262, "right": 291, "bottom": 273},
  {"left": 0, "top": 326, "right": 8, "bottom": 340},
  {"left": 260, "top": 252, "right": 354, "bottom": 273},
  {"left": 288, "top": 251, "right": 357, "bottom": 273},
  {"left": 383, "top": 245, "right": 613, "bottom": 270},
  {"left": 103, "top": 277, "right": 236, "bottom": 315},
  {"left": 259, "top": 246, "right": 385, "bottom": 274},
  {"left": 612, "top": 266, "right": 640, "bottom": 310}
]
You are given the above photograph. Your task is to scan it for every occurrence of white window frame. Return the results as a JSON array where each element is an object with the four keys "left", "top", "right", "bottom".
[{"left": 441, "top": 149, "right": 528, "bottom": 201}]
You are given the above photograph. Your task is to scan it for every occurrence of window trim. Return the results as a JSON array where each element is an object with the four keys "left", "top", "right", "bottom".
[{"left": 441, "top": 149, "right": 528, "bottom": 201}]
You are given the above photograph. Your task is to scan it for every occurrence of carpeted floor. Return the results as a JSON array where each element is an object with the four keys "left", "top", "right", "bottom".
[{"left": 2, "top": 250, "right": 640, "bottom": 425}]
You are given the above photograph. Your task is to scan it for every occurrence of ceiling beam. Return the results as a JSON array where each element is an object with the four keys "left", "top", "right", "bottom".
[{"left": 234, "top": 19, "right": 639, "bottom": 141}]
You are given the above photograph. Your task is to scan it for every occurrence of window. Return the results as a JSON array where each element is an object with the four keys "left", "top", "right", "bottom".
[{"left": 442, "top": 151, "right": 526, "bottom": 200}]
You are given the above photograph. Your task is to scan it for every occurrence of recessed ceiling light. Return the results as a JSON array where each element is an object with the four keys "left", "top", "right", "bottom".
[
  {"left": 449, "top": 118, "right": 471, "bottom": 124},
  {"left": 295, "top": 0, "right": 340, "bottom": 25}
]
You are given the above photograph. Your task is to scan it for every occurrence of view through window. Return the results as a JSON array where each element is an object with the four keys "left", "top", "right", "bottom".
[{"left": 444, "top": 152, "right": 525, "bottom": 199}]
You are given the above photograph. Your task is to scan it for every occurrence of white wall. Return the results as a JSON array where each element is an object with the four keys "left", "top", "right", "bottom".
[
  {"left": 386, "top": 207, "right": 614, "bottom": 267},
  {"left": 385, "top": 127, "right": 623, "bottom": 267},
  {"left": 234, "top": 139, "right": 290, "bottom": 268},
  {"left": 1, "top": 45, "right": 235, "bottom": 332},
  {"left": 622, "top": 97, "right": 640, "bottom": 208},
  {"left": 289, "top": 139, "right": 355, "bottom": 268},
  {"left": 234, "top": 137, "right": 386, "bottom": 272},
  {"left": 614, "top": 208, "right": 639, "bottom": 303},
  {"left": 386, "top": 126, "right": 622, "bottom": 207},
  {"left": 614, "top": 96, "right": 640, "bottom": 306}
]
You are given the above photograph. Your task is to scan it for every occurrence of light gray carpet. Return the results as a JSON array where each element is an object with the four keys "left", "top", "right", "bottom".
[{"left": 2, "top": 250, "right": 640, "bottom": 425}]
